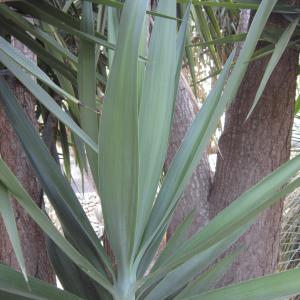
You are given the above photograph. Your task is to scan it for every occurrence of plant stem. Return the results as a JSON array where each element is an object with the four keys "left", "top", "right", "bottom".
[{"left": 114, "top": 268, "right": 136, "bottom": 300}]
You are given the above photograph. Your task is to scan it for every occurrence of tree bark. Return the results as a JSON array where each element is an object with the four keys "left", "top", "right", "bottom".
[
  {"left": 208, "top": 12, "right": 299, "bottom": 285},
  {"left": 0, "top": 39, "right": 55, "bottom": 283},
  {"left": 165, "top": 74, "right": 212, "bottom": 238}
]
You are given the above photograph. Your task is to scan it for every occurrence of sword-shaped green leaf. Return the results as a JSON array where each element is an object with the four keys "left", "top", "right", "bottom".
[
  {"left": 0, "top": 263, "right": 84, "bottom": 300},
  {"left": 187, "top": 267, "right": 300, "bottom": 300},
  {"left": 247, "top": 16, "right": 300, "bottom": 118},
  {"left": 99, "top": 0, "right": 148, "bottom": 275},
  {"left": 0, "top": 50, "right": 97, "bottom": 152},
  {"left": 78, "top": 0, "right": 99, "bottom": 185},
  {"left": 9, "top": 0, "right": 114, "bottom": 50},
  {"left": 0, "top": 183, "right": 27, "bottom": 283},
  {"left": 136, "top": 0, "right": 177, "bottom": 254},
  {"left": 174, "top": 248, "right": 243, "bottom": 299},
  {"left": 0, "top": 158, "right": 115, "bottom": 295},
  {"left": 0, "top": 36, "right": 81, "bottom": 108},
  {"left": 0, "top": 77, "right": 114, "bottom": 279},
  {"left": 136, "top": 3, "right": 192, "bottom": 275},
  {"left": 140, "top": 0, "right": 278, "bottom": 258}
]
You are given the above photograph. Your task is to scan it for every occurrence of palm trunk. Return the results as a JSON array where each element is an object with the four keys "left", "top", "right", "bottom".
[
  {"left": 0, "top": 37, "right": 54, "bottom": 283},
  {"left": 208, "top": 10, "right": 299, "bottom": 286}
]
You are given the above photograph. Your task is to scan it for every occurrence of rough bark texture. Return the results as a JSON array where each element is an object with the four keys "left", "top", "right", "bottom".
[
  {"left": 165, "top": 74, "right": 212, "bottom": 238},
  {"left": 208, "top": 12, "right": 299, "bottom": 285},
  {"left": 0, "top": 39, "right": 55, "bottom": 283}
]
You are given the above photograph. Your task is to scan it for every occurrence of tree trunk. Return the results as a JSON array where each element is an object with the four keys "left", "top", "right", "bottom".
[
  {"left": 208, "top": 11, "right": 299, "bottom": 285},
  {"left": 165, "top": 74, "right": 212, "bottom": 238},
  {"left": 0, "top": 38, "right": 55, "bottom": 283}
]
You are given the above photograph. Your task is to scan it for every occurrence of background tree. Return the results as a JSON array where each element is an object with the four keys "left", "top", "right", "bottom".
[
  {"left": 165, "top": 74, "right": 212, "bottom": 237},
  {"left": 0, "top": 7, "right": 54, "bottom": 281},
  {"left": 209, "top": 5, "right": 300, "bottom": 285}
]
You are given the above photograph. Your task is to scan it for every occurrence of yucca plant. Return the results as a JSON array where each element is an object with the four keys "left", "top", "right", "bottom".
[{"left": 0, "top": 0, "right": 300, "bottom": 300}]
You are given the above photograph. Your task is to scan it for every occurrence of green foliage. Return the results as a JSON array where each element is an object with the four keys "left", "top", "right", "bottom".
[{"left": 0, "top": 1, "right": 299, "bottom": 300}]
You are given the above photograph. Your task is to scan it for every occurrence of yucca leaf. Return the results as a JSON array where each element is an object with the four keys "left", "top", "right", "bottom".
[
  {"left": 0, "top": 77, "right": 114, "bottom": 280},
  {"left": 72, "top": 132, "right": 89, "bottom": 174},
  {"left": 0, "top": 157, "right": 115, "bottom": 295},
  {"left": 139, "top": 50, "right": 234, "bottom": 260},
  {"left": 247, "top": 16, "right": 300, "bottom": 118},
  {"left": 197, "top": 68, "right": 222, "bottom": 83},
  {"left": 0, "top": 263, "right": 84, "bottom": 300},
  {"left": 135, "top": 2, "right": 192, "bottom": 277},
  {"left": 17, "top": 0, "right": 79, "bottom": 28},
  {"left": 250, "top": 37, "right": 300, "bottom": 63},
  {"left": 95, "top": 0, "right": 254, "bottom": 9},
  {"left": 99, "top": 0, "right": 148, "bottom": 276},
  {"left": 0, "top": 49, "right": 97, "bottom": 152},
  {"left": 136, "top": 0, "right": 177, "bottom": 255},
  {"left": 187, "top": 267, "right": 300, "bottom": 300},
  {"left": 192, "top": 5, "right": 221, "bottom": 68},
  {"left": 160, "top": 163, "right": 300, "bottom": 276},
  {"left": 174, "top": 248, "right": 243, "bottom": 299},
  {"left": 138, "top": 174, "right": 300, "bottom": 296},
  {"left": 93, "top": 0, "right": 299, "bottom": 13},
  {"left": 137, "top": 224, "right": 168, "bottom": 280},
  {"left": 153, "top": 212, "right": 194, "bottom": 271},
  {"left": 59, "top": 122, "right": 72, "bottom": 179},
  {"left": 175, "top": 2, "right": 192, "bottom": 97},
  {"left": 0, "top": 3, "right": 77, "bottom": 64},
  {"left": 78, "top": 0, "right": 99, "bottom": 185},
  {"left": 0, "top": 18, "right": 78, "bottom": 86},
  {"left": 93, "top": 0, "right": 184, "bottom": 20},
  {"left": 142, "top": 224, "right": 248, "bottom": 300},
  {"left": 107, "top": 5, "right": 119, "bottom": 67},
  {"left": 46, "top": 238, "right": 111, "bottom": 300},
  {"left": 9, "top": 0, "right": 114, "bottom": 50},
  {"left": 184, "top": 10, "right": 198, "bottom": 97},
  {"left": 0, "top": 36, "right": 81, "bottom": 108},
  {"left": 140, "top": 0, "right": 278, "bottom": 259},
  {"left": 0, "top": 183, "right": 27, "bottom": 283},
  {"left": 187, "top": 33, "right": 247, "bottom": 48},
  {"left": 179, "top": 1, "right": 298, "bottom": 13},
  {"left": 204, "top": 6, "right": 222, "bottom": 39},
  {"left": 137, "top": 11, "right": 150, "bottom": 108},
  {"left": 40, "top": 23, "right": 81, "bottom": 121}
]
